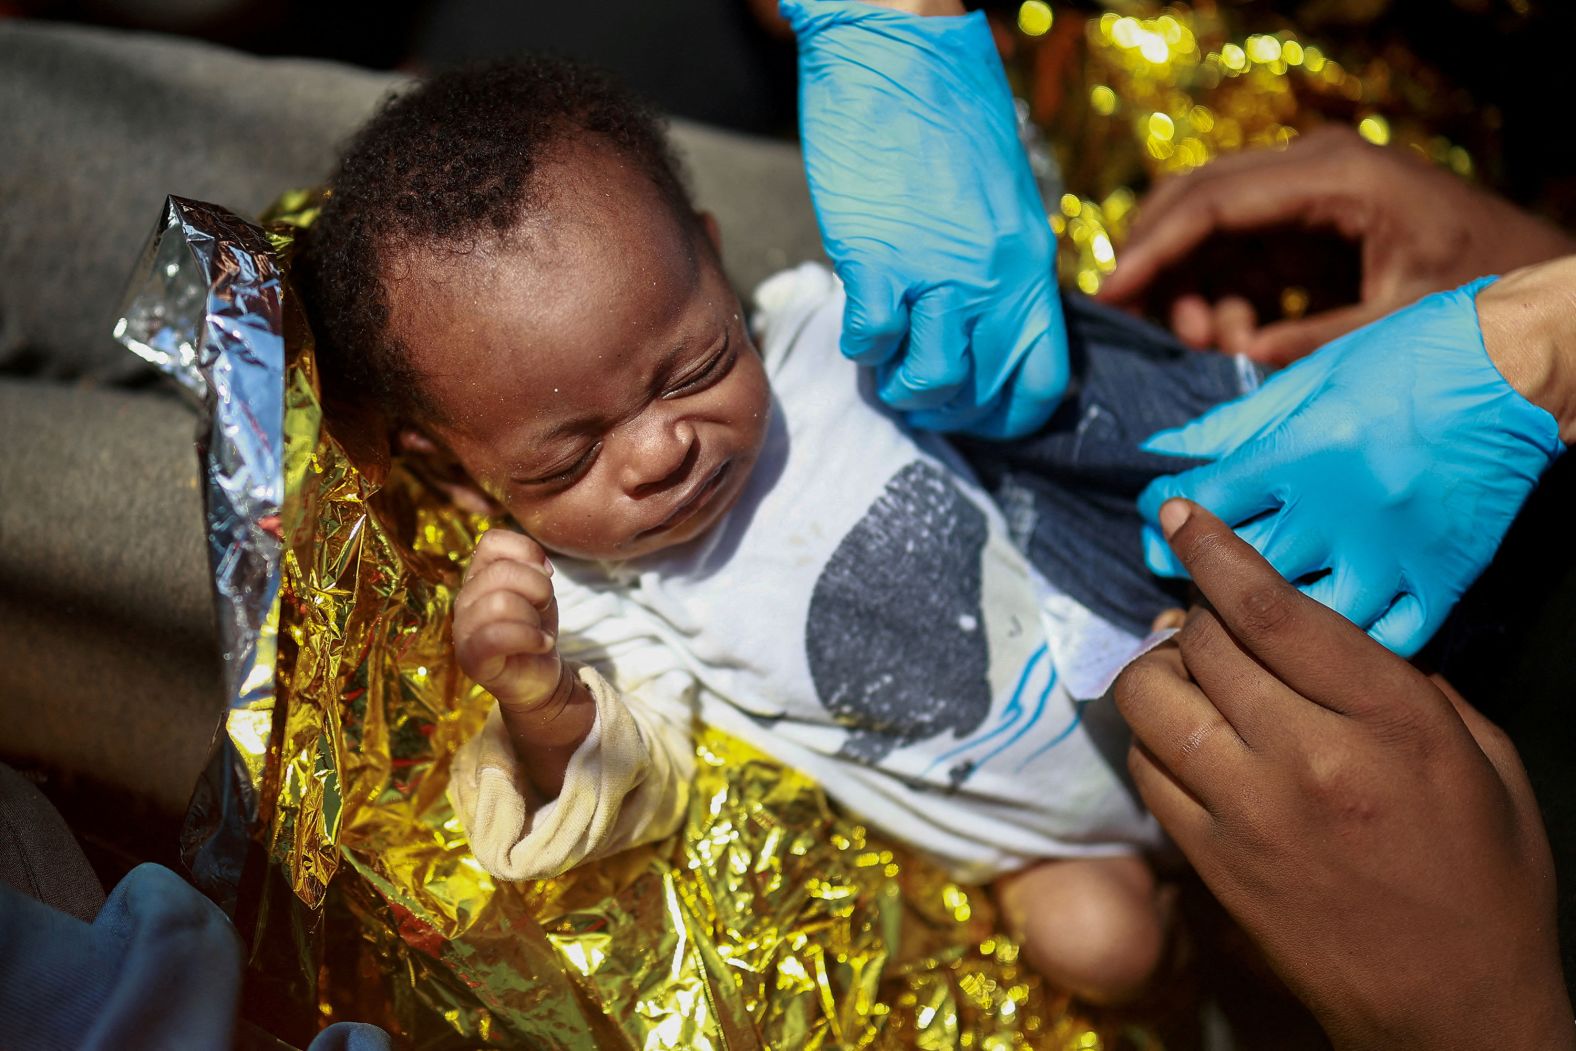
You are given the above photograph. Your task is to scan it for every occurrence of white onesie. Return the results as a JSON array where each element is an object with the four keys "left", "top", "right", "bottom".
[{"left": 449, "top": 263, "right": 1162, "bottom": 884}]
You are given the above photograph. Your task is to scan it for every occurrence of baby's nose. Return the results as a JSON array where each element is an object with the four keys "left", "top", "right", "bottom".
[{"left": 619, "top": 413, "right": 698, "bottom": 496}]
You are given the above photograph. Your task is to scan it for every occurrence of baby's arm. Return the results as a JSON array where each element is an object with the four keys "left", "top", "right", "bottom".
[
  {"left": 453, "top": 529, "right": 593, "bottom": 799},
  {"left": 448, "top": 530, "right": 696, "bottom": 880}
]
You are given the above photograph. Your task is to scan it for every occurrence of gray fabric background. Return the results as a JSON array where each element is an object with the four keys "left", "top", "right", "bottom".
[{"left": 0, "top": 19, "right": 822, "bottom": 814}]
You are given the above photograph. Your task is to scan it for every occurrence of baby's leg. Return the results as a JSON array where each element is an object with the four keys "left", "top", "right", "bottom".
[{"left": 994, "top": 854, "right": 1164, "bottom": 1005}]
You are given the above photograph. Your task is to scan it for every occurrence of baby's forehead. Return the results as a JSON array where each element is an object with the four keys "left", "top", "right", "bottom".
[
  {"left": 389, "top": 174, "right": 713, "bottom": 425},
  {"left": 404, "top": 140, "right": 697, "bottom": 290},
  {"left": 518, "top": 136, "right": 693, "bottom": 247}
]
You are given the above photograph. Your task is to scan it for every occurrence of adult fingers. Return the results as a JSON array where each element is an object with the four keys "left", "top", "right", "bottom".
[
  {"left": 1098, "top": 148, "right": 1355, "bottom": 304},
  {"left": 1320, "top": 560, "right": 1396, "bottom": 634},
  {"left": 1122, "top": 125, "right": 1363, "bottom": 246},
  {"left": 1298, "top": 571, "right": 1340, "bottom": 614},
  {"left": 998, "top": 318, "right": 1071, "bottom": 417},
  {"left": 1140, "top": 361, "right": 1320, "bottom": 460},
  {"left": 905, "top": 396, "right": 996, "bottom": 434},
  {"left": 1138, "top": 440, "right": 1285, "bottom": 537},
  {"left": 1241, "top": 300, "right": 1392, "bottom": 367},
  {"left": 1138, "top": 437, "right": 1309, "bottom": 581},
  {"left": 1127, "top": 740, "right": 1214, "bottom": 851},
  {"left": 1170, "top": 294, "right": 1217, "bottom": 348},
  {"left": 838, "top": 259, "right": 912, "bottom": 367},
  {"left": 1234, "top": 515, "right": 1328, "bottom": 583},
  {"left": 939, "top": 325, "right": 1069, "bottom": 439},
  {"left": 1111, "top": 147, "right": 1293, "bottom": 271},
  {"left": 1169, "top": 296, "right": 1386, "bottom": 366},
  {"left": 1429, "top": 674, "right": 1544, "bottom": 824},
  {"left": 1174, "top": 604, "right": 1321, "bottom": 749},
  {"left": 1366, "top": 593, "right": 1431, "bottom": 659},
  {"left": 1116, "top": 643, "right": 1250, "bottom": 789},
  {"left": 1157, "top": 499, "right": 1416, "bottom": 717},
  {"left": 1211, "top": 297, "right": 1259, "bottom": 356},
  {"left": 1141, "top": 523, "right": 1189, "bottom": 579},
  {"left": 876, "top": 288, "right": 971, "bottom": 411},
  {"left": 1114, "top": 643, "right": 1246, "bottom": 816},
  {"left": 1298, "top": 572, "right": 1420, "bottom": 659}
]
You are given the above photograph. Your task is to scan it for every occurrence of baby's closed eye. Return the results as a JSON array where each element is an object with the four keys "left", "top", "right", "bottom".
[
  {"left": 517, "top": 443, "right": 602, "bottom": 488},
  {"left": 661, "top": 332, "right": 735, "bottom": 399}
]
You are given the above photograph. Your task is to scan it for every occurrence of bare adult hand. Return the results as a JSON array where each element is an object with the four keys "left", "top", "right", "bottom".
[
  {"left": 1097, "top": 125, "right": 1576, "bottom": 365},
  {"left": 1114, "top": 499, "right": 1573, "bottom": 1050}
]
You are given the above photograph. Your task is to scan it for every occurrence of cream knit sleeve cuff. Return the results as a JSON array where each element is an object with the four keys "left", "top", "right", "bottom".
[{"left": 448, "top": 662, "right": 693, "bottom": 882}]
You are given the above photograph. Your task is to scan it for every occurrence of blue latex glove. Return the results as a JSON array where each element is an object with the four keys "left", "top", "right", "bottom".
[
  {"left": 1138, "top": 278, "right": 1565, "bottom": 657},
  {"left": 782, "top": 0, "right": 1069, "bottom": 439}
]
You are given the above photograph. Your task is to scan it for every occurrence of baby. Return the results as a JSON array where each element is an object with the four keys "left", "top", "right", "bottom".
[{"left": 299, "top": 59, "right": 1257, "bottom": 1004}]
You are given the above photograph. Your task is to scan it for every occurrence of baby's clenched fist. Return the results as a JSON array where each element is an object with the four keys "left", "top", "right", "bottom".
[{"left": 454, "top": 529, "right": 565, "bottom": 712}]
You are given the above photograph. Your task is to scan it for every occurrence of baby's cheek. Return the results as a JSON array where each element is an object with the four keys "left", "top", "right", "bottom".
[
  {"left": 737, "top": 351, "right": 773, "bottom": 431},
  {"left": 514, "top": 495, "right": 624, "bottom": 560},
  {"left": 505, "top": 500, "right": 559, "bottom": 547}
]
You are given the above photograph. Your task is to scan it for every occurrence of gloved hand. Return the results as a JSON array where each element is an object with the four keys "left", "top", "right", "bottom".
[
  {"left": 1137, "top": 277, "right": 1565, "bottom": 657},
  {"left": 781, "top": 0, "right": 1069, "bottom": 438}
]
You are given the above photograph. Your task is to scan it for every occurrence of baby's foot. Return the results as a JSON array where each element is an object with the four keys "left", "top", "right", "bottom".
[{"left": 994, "top": 854, "right": 1168, "bottom": 1005}]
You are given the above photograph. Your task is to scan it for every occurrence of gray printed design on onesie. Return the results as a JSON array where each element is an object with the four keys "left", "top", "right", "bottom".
[{"left": 806, "top": 461, "right": 992, "bottom": 769}]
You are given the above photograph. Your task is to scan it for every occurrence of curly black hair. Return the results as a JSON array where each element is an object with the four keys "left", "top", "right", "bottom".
[{"left": 295, "top": 57, "right": 699, "bottom": 425}]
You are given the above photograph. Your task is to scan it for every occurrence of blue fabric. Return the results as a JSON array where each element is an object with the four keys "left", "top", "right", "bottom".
[
  {"left": 311, "top": 1022, "right": 396, "bottom": 1050},
  {"left": 0, "top": 862, "right": 392, "bottom": 1051},
  {"left": 953, "top": 293, "right": 1260, "bottom": 637},
  {"left": 0, "top": 863, "right": 241, "bottom": 1051}
]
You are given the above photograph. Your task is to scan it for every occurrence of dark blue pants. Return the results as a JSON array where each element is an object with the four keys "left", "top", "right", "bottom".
[{"left": 954, "top": 293, "right": 1261, "bottom": 637}]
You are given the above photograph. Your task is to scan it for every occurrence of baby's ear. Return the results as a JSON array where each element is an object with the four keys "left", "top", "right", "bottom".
[
  {"left": 396, "top": 427, "right": 505, "bottom": 516},
  {"left": 396, "top": 428, "right": 442, "bottom": 456}
]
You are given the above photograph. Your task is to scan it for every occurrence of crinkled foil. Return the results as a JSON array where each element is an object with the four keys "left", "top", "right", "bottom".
[
  {"left": 115, "top": 192, "right": 1168, "bottom": 1047},
  {"left": 113, "top": 196, "right": 285, "bottom": 912}
]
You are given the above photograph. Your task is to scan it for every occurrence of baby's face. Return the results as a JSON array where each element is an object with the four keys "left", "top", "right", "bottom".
[{"left": 389, "top": 143, "right": 770, "bottom": 561}]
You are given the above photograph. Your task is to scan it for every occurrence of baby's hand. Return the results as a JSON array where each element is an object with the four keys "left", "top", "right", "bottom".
[{"left": 455, "top": 530, "right": 564, "bottom": 713}]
